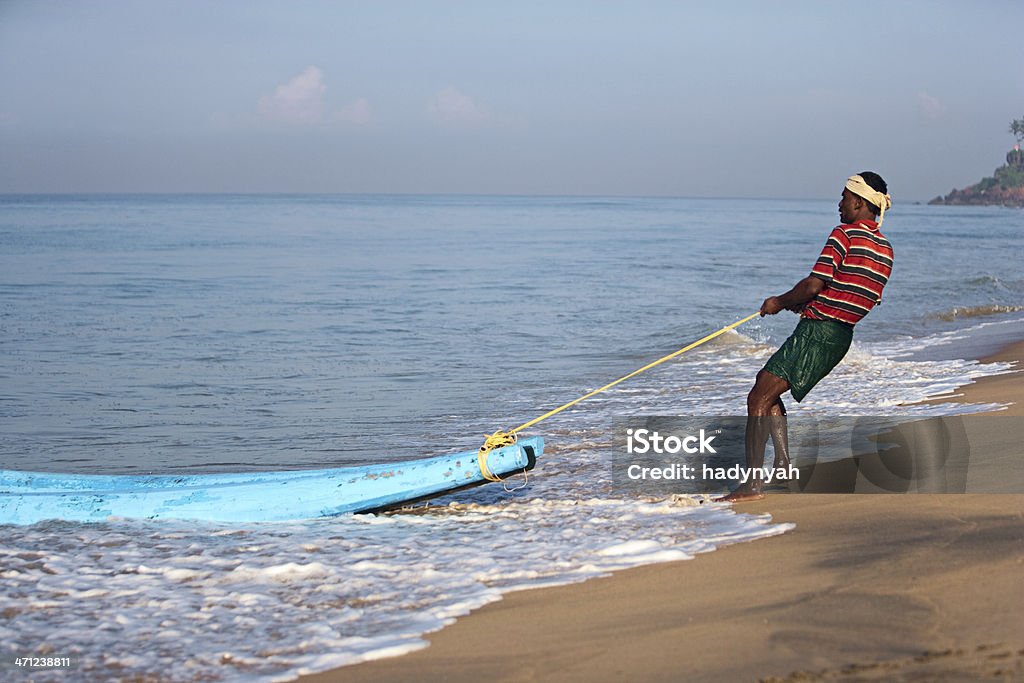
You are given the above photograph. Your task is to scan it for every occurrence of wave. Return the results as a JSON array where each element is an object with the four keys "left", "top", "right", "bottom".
[
  {"left": 966, "top": 275, "right": 1005, "bottom": 287},
  {"left": 0, "top": 498, "right": 789, "bottom": 682},
  {"left": 929, "top": 304, "right": 1024, "bottom": 322}
]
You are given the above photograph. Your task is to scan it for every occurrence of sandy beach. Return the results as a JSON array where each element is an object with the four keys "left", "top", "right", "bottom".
[{"left": 303, "top": 342, "right": 1024, "bottom": 683}]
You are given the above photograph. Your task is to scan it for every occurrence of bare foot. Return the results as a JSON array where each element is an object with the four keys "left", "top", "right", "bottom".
[{"left": 713, "top": 486, "right": 765, "bottom": 503}]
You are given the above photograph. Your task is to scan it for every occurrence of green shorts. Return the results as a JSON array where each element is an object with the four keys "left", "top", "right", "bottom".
[{"left": 763, "top": 318, "right": 854, "bottom": 402}]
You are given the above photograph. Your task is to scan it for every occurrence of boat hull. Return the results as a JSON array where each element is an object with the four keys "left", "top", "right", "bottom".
[{"left": 0, "top": 437, "right": 542, "bottom": 524}]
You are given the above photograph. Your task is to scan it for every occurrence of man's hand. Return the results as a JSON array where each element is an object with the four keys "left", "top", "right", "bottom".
[{"left": 760, "top": 296, "right": 784, "bottom": 316}]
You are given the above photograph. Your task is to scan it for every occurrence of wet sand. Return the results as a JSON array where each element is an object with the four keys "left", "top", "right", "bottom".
[{"left": 301, "top": 342, "right": 1024, "bottom": 683}]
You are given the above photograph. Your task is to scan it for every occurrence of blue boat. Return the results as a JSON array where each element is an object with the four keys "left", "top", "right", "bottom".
[{"left": 0, "top": 436, "right": 542, "bottom": 525}]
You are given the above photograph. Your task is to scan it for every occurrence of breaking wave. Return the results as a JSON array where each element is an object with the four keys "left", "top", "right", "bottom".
[{"left": 929, "top": 304, "right": 1024, "bottom": 322}]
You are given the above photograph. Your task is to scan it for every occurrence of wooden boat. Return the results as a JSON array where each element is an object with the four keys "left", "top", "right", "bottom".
[{"left": 0, "top": 436, "right": 541, "bottom": 524}]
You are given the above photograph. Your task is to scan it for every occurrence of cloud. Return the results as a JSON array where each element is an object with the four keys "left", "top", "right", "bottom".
[
  {"left": 916, "top": 91, "right": 946, "bottom": 121},
  {"left": 257, "top": 67, "right": 371, "bottom": 127},
  {"left": 336, "top": 97, "right": 372, "bottom": 126},
  {"left": 258, "top": 66, "right": 328, "bottom": 125},
  {"left": 427, "top": 86, "right": 487, "bottom": 125}
]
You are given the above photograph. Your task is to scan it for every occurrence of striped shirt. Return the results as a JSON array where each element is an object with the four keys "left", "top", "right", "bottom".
[{"left": 803, "top": 220, "right": 893, "bottom": 326}]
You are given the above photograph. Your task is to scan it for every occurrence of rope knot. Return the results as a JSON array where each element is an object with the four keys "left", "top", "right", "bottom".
[{"left": 477, "top": 430, "right": 518, "bottom": 481}]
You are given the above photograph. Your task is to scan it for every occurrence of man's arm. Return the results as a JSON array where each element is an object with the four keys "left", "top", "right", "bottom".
[{"left": 760, "top": 276, "right": 826, "bottom": 316}]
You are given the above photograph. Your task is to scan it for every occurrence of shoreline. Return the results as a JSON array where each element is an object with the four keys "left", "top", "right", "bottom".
[{"left": 300, "top": 340, "right": 1024, "bottom": 683}]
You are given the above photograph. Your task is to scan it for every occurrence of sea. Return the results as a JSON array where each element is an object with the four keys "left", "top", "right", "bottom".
[{"left": 1, "top": 194, "right": 1022, "bottom": 681}]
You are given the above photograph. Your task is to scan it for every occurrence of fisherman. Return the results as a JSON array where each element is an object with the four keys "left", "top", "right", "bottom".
[{"left": 718, "top": 172, "right": 893, "bottom": 502}]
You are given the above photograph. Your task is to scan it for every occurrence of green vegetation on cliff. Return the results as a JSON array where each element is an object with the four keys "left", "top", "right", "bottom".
[{"left": 929, "top": 116, "right": 1024, "bottom": 207}]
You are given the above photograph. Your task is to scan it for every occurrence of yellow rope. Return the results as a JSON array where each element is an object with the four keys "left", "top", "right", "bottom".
[
  {"left": 477, "top": 312, "right": 761, "bottom": 481},
  {"left": 477, "top": 430, "right": 518, "bottom": 482}
]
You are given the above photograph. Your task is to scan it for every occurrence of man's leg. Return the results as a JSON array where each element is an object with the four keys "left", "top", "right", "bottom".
[
  {"left": 747, "top": 369, "right": 790, "bottom": 417},
  {"left": 715, "top": 370, "right": 790, "bottom": 502},
  {"left": 768, "top": 396, "right": 790, "bottom": 471}
]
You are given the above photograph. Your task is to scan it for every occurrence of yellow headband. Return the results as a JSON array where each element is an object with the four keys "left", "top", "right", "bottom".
[{"left": 845, "top": 175, "right": 892, "bottom": 225}]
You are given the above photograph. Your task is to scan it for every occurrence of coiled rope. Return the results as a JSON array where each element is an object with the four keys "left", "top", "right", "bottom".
[{"left": 477, "top": 312, "right": 761, "bottom": 481}]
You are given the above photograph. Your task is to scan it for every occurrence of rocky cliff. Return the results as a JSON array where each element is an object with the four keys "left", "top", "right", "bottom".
[{"left": 929, "top": 147, "right": 1024, "bottom": 207}]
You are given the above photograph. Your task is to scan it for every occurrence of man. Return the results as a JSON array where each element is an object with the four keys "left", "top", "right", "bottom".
[{"left": 718, "top": 172, "right": 893, "bottom": 502}]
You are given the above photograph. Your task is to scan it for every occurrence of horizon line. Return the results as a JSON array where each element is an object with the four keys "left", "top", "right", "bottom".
[{"left": 0, "top": 191, "right": 935, "bottom": 203}]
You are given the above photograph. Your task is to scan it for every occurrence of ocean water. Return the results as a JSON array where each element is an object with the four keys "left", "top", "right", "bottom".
[{"left": 1, "top": 195, "right": 1022, "bottom": 681}]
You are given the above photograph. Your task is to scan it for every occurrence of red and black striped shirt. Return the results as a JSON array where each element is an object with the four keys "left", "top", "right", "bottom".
[{"left": 803, "top": 220, "right": 893, "bottom": 326}]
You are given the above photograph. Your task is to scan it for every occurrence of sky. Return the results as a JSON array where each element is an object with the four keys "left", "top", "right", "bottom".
[{"left": 0, "top": 1, "right": 1021, "bottom": 199}]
